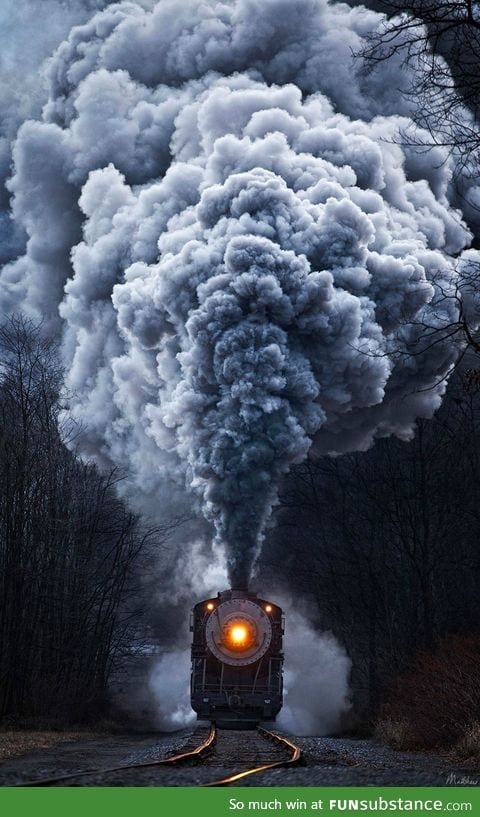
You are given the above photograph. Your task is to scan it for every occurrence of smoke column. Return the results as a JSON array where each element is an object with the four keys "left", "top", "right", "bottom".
[{"left": 1, "top": 0, "right": 479, "bottom": 587}]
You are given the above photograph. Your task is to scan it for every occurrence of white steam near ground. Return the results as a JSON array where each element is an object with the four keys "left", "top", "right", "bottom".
[
  {"left": 148, "top": 610, "right": 351, "bottom": 735},
  {"left": 1, "top": 0, "right": 480, "bottom": 731},
  {"left": 148, "top": 649, "right": 197, "bottom": 731},
  {"left": 277, "top": 609, "right": 351, "bottom": 737},
  {"left": 146, "top": 549, "right": 351, "bottom": 734}
]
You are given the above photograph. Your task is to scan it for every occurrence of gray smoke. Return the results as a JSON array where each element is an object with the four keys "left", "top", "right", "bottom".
[
  {"left": 0, "top": 0, "right": 123, "bottom": 264},
  {"left": 1, "top": 0, "right": 480, "bottom": 587}
]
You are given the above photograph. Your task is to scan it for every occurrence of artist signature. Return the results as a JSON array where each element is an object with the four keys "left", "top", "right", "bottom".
[{"left": 446, "top": 773, "right": 479, "bottom": 785}]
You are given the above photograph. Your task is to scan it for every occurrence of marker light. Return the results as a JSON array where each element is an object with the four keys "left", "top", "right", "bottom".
[
  {"left": 265, "top": 605, "right": 272, "bottom": 613},
  {"left": 206, "top": 602, "right": 214, "bottom": 611}
]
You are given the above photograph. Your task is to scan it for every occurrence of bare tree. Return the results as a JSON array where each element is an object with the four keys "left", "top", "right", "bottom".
[
  {"left": 259, "top": 361, "right": 480, "bottom": 719},
  {"left": 0, "top": 315, "right": 161, "bottom": 723},
  {"left": 358, "top": 1, "right": 480, "bottom": 181}
]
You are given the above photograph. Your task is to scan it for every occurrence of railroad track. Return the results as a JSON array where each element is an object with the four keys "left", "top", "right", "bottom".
[
  {"left": 203, "top": 727, "right": 301, "bottom": 786},
  {"left": 14, "top": 725, "right": 301, "bottom": 787}
]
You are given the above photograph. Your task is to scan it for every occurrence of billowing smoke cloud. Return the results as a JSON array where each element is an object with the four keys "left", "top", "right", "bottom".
[
  {"left": 0, "top": 0, "right": 121, "bottom": 264},
  {"left": 1, "top": 0, "right": 479, "bottom": 587}
]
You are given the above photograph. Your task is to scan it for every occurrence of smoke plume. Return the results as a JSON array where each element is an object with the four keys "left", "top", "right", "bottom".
[{"left": 1, "top": 0, "right": 479, "bottom": 587}]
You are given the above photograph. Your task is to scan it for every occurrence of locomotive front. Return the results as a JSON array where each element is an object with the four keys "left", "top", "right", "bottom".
[{"left": 190, "top": 589, "right": 284, "bottom": 728}]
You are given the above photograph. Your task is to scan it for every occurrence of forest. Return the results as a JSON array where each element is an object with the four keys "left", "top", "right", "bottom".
[{"left": 0, "top": 316, "right": 157, "bottom": 723}]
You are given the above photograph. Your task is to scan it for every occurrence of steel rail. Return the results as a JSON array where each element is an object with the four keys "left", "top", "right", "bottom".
[
  {"left": 13, "top": 724, "right": 301, "bottom": 787},
  {"left": 14, "top": 724, "right": 216, "bottom": 787},
  {"left": 203, "top": 727, "right": 301, "bottom": 787}
]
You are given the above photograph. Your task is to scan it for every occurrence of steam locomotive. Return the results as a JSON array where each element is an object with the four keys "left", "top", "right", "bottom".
[{"left": 190, "top": 589, "right": 284, "bottom": 728}]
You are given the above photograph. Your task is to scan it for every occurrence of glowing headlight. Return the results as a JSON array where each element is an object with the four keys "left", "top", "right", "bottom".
[
  {"left": 224, "top": 618, "right": 256, "bottom": 651},
  {"left": 230, "top": 625, "right": 248, "bottom": 644}
]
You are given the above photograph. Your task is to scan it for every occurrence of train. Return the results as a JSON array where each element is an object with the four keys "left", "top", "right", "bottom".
[{"left": 190, "top": 589, "right": 284, "bottom": 728}]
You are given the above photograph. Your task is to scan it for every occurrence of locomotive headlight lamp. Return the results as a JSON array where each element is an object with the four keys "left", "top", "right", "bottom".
[
  {"left": 224, "top": 618, "right": 256, "bottom": 651},
  {"left": 205, "top": 599, "right": 272, "bottom": 665},
  {"left": 230, "top": 625, "right": 248, "bottom": 644}
]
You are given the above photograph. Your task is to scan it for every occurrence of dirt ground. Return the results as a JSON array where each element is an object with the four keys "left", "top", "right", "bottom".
[
  {"left": 0, "top": 730, "right": 102, "bottom": 761},
  {"left": 1, "top": 728, "right": 480, "bottom": 787}
]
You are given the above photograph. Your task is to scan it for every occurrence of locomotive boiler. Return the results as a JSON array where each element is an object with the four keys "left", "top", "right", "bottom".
[{"left": 190, "top": 589, "right": 284, "bottom": 728}]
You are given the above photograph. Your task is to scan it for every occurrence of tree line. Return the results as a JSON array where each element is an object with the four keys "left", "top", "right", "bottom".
[{"left": 0, "top": 315, "right": 158, "bottom": 724}]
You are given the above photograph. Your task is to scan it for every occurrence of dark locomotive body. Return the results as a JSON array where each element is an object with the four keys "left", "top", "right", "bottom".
[{"left": 190, "top": 589, "right": 284, "bottom": 728}]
